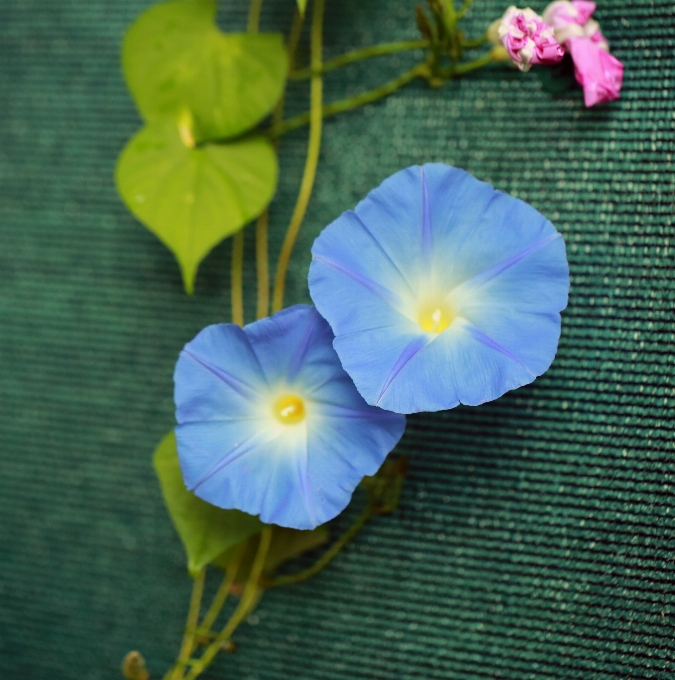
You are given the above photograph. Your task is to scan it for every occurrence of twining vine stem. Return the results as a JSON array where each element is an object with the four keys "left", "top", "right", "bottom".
[
  {"left": 246, "top": 0, "right": 263, "bottom": 32},
  {"left": 255, "top": 9, "right": 304, "bottom": 321},
  {"left": 165, "top": 568, "right": 205, "bottom": 680},
  {"left": 264, "top": 501, "right": 374, "bottom": 589},
  {"left": 183, "top": 528, "right": 273, "bottom": 680},
  {"left": 254, "top": 210, "right": 270, "bottom": 320},
  {"left": 230, "top": 0, "right": 265, "bottom": 325},
  {"left": 269, "top": 48, "right": 499, "bottom": 140},
  {"left": 272, "top": 0, "right": 325, "bottom": 313},
  {"left": 230, "top": 232, "right": 245, "bottom": 326},
  {"left": 197, "top": 546, "right": 243, "bottom": 638},
  {"left": 270, "top": 61, "right": 428, "bottom": 139},
  {"left": 289, "top": 39, "right": 430, "bottom": 79}
]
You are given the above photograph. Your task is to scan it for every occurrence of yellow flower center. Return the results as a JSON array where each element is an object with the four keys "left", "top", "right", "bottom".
[
  {"left": 273, "top": 394, "right": 306, "bottom": 424},
  {"left": 418, "top": 302, "right": 455, "bottom": 334}
]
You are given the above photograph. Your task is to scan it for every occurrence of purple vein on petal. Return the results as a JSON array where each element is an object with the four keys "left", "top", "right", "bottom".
[
  {"left": 376, "top": 335, "right": 431, "bottom": 406},
  {"left": 191, "top": 429, "right": 274, "bottom": 492},
  {"left": 287, "top": 307, "right": 318, "bottom": 383},
  {"left": 183, "top": 349, "right": 260, "bottom": 401},
  {"left": 465, "top": 323, "right": 535, "bottom": 377},
  {"left": 312, "top": 255, "right": 404, "bottom": 310},
  {"left": 349, "top": 211, "right": 417, "bottom": 296},
  {"left": 295, "top": 431, "right": 316, "bottom": 527},
  {"left": 449, "top": 190, "right": 502, "bottom": 260},
  {"left": 452, "top": 232, "right": 560, "bottom": 296},
  {"left": 420, "top": 166, "right": 433, "bottom": 269}
]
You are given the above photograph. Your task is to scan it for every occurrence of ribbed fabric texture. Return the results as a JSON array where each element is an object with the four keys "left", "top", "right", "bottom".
[{"left": 1, "top": 1, "right": 673, "bottom": 678}]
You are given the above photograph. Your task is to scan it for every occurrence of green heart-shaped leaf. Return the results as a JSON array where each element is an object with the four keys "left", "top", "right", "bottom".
[
  {"left": 153, "top": 430, "right": 264, "bottom": 576},
  {"left": 122, "top": 0, "right": 287, "bottom": 140},
  {"left": 115, "top": 117, "right": 278, "bottom": 293}
]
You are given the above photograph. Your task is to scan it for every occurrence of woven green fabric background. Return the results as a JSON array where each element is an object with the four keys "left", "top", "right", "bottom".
[{"left": 1, "top": 0, "right": 674, "bottom": 678}]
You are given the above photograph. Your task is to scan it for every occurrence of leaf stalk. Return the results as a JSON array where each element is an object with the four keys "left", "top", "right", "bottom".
[
  {"left": 289, "top": 39, "right": 430, "bottom": 79},
  {"left": 272, "top": 0, "right": 325, "bottom": 313}
]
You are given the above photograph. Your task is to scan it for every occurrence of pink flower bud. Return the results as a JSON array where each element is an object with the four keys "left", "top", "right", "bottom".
[
  {"left": 497, "top": 6, "right": 564, "bottom": 72},
  {"left": 544, "top": 0, "right": 597, "bottom": 34},
  {"left": 566, "top": 37, "right": 623, "bottom": 106},
  {"left": 543, "top": 0, "right": 624, "bottom": 106}
]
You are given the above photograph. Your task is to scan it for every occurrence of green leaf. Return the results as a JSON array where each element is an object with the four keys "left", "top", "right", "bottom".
[
  {"left": 211, "top": 525, "right": 328, "bottom": 585},
  {"left": 296, "top": 0, "right": 308, "bottom": 15},
  {"left": 153, "top": 430, "right": 264, "bottom": 576},
  {"left": 115, "top": 117, "right": 278, "bottom": 293},
  {"left": 122, "top": 0, "right": 288, "bottom": 140}
]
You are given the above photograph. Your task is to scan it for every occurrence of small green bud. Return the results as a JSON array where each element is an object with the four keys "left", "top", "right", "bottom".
[
  {"left": 489, "top": 44, "right": 511, "bottom": 63},
  {"left": 415, "top": 6, "right": 434, "bottom": 41},
  {"left": 486, "top": 19, "right": 501, "bottom": 46},
  {"left": 121, "top": 651, "right": 149, "bottom": 680}
]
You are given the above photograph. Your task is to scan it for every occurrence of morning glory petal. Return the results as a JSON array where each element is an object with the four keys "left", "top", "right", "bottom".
[
  {"left": 455, "top": 234, "right": 569, "bottom": 376},
  {"left": 186, "top": 425, "right": 317, "bottom": 529},
  {"left": 174, "top": 324, "right": 267, "bottom": 423},
  {"left": 174, "top": 304, "right": 406, "bottom": 529},
  {"left": 330, "top": 324, "right": 429, "bottom": 409},
  {"left": 309, "top": 164, "right": 570, "bottom": 414},
  {"left": 244, "top": 305, "right": 321, "bottom": 387},
  {"left": 440, "top": 321, "right": 535, "bottom": 406},
  {"left": 312, "top": 210, "right": 416, "bottom": 303},
  {"left": 352, "top": 165, "right": 425, "bottom": 286},
  {"left": 453, "top": 232, "right": 569, "bottom": 316},
  {"left": 176, "top": 419, "right": 272, "bottom": 494},
  {"left": 371, "top": 330, "right": 460, "bottom": 413},
  {"left": 306, "top": 402, "right": 404, "bottom": 525}
]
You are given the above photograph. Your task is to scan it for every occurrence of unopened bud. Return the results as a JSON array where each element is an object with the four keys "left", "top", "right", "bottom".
[
  {"left": 121, "top": 651, "right": 149, "bottom": 680},
  {"left": 486, "top": 19, "right": 501, "bottom": 45},
  {"left": 415, "top": 5, "right": 434, "bottom": 41},
  {"left": 489, "top": 45, "right": 511, "bottom": 63}
]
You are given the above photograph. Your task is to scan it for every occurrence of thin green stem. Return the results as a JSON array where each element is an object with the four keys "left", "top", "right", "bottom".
[
  {"left": 254, "top": 10, "right": 303, "bottom": 321},
  {"left": 164, "top": 568, "right": 206, "bottom": 680},
  {"left": 230, "top": 231, "right": 245, "bottom": 326},
  {"left": 290, "top": 39, "right": 429, "bottom": 80},
  {"left": 443, "top": 0, "right": 456, "bottom": 30},
  {"left": 446, "top": 51, "right": 494, "bottom": 76},
  {"left": 254, "top": 211, "right": 269, "bottom": 320},
  {"left": 272, "top": 0, "right": 325, "bottom": 313},
  {"left": 264, "top": 502, "right": 373, "bottom": 589},
  {"left": 183, "top": 528, "right": 273, "bottom": 680},
  {"left": 247, "top": 0, "right": 263, "bottom": 32},
  {"left": 197, "top": 547, "right": 244, "bottom": 636},
  {"left": 461, "top": 35, "right": 488, "bottom": 49},
  {"left": 286, "top": 8, "right": 304, "bottom": 70},
  {"left": 456, "top": 0, "right": 474, "bottom": 19},
  {"left": 270, "top": 61, "right": 428, "bottom": 139},
  {"left": 233, "top": 0, "right": 265, "bottom": 326}
]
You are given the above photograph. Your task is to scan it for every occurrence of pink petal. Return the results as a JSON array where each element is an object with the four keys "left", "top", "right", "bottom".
[
  {"left": 567, "top": 36, "right": 624, "bottom": 106},
  {"left": 534, "top": 39, "right": 566, "bottom": 65},
  {"left": 570, "top": 0, "right": 597, "bottom": 25}
]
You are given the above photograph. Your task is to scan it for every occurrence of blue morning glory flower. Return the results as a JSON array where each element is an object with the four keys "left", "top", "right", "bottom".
[
  {"left": 308, "top": 164, "right": 569, "bottom": 414},
  {"left": 173, "top": 304, "right": 406, "bottom": 530}
]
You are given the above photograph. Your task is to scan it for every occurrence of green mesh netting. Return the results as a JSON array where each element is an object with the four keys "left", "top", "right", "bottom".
[{"left": 1, "top": 1, "right": 674, "bottom": 678}]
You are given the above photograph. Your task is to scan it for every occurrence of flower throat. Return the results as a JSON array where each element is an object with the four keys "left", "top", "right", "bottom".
[{"left": 274, "top": 394, "right": 306, "bottom": 424}]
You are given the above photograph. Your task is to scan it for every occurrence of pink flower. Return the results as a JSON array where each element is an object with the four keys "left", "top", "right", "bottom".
[
  {"left": 544, "top": 0, "right": 597, "bottom": 37},
  {"left": 543, "top": 0, "right": 624, "bottom": 106},
  {"left": 497, "top": 7, "right": 564, "bottom": 72}
]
